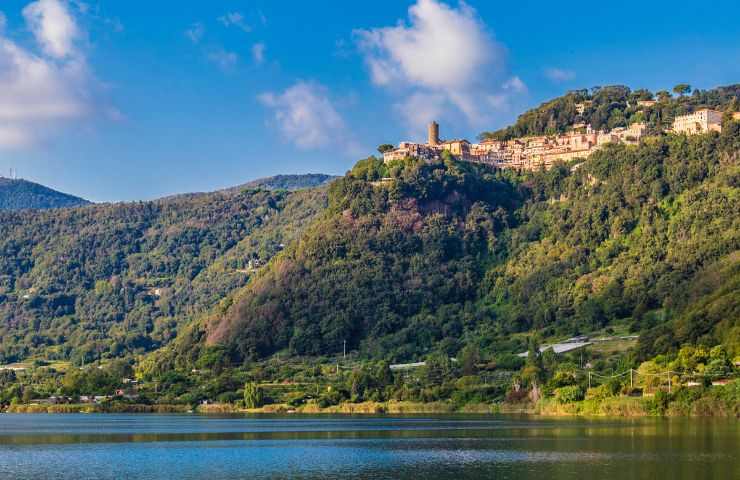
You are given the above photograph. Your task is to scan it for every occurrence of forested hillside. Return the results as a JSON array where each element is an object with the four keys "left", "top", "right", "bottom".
[
  {"left": 0, "top": 178, "right": 90, "bottom": 210},
  {"left": 2, "top": 86, "right": 738, "bottom": 373},
  {"left": 182, "top": 119, "right": 740, "bottom": 366},
  {"left": 240, "top": 174, "right": 337, "bottom": 191},
  {"left": 0, "top": 185, "right": 328, "bottom": 363}
]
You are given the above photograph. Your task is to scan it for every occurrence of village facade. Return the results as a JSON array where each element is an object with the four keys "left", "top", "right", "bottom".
[{"left": 384, "top": 109, "right": 727, "bottom": 171}]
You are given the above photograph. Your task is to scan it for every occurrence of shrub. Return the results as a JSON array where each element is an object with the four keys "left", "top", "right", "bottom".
[
  {"left": 587, "top": 378, "right": 623, "bottom": 400},
  {"left": 586, "top": 384, "right": 613, "bottom": 401},
  {"left": 554, "top": 385, "right": 584, "bottom": 404},
  {"left": 216, "top": 391, "right": 240, "bottom": 404},
  {"left": 286, "top": 392, "right": 308, "bottom": 407},
  {"left": 645, "top": 389, "right": 671, "bottom": 415},
  {"left": 317, "top": 389, "right": 345, "bottom": 408}
]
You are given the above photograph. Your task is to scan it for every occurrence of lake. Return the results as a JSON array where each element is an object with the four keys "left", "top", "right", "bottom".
[{"left": 0, "top": 414, "right": 737, "bottom": 479}]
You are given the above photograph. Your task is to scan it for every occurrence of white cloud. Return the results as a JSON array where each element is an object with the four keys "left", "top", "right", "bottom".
[
  {"left": 22, "top": 0, "right": 79, "bottom": 59},
  {"left": 218, "top": 12, "right": 250, "bottom": 33},
  {"left": 185, "top": 22, "right": 204, "bottom": 44},
  {"left": 252, "top": 42, "right": 265, "bottom": 65},
  {"left": 0, "top": 0, "right": 104, "bottom": 150},
  {"left": 258, "top": 81, "right": 351, "bottom": 151},
  {"left": 356, "top": 0, "right": 497, "bottom": 90},
  {"left": 206, "top": 48, "right": 238, "bottom": 70},
  {"left": 503, "top": 76, "right": 527, "bottom": 93},
  {"left": 544, "top": 67, "right": 575, "bottom": 83},
  {"left": 355, "top": 0, "right": 524, "bottom": 132}
]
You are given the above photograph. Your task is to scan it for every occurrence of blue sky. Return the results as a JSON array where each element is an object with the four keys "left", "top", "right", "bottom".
[{"left": 0, "top": 0, "right": 738, "bottom": 202}]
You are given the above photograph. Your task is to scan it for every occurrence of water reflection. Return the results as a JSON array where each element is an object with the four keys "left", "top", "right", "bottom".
[{"left": 0, "top": 414, "right": 737, "bottom": 480}]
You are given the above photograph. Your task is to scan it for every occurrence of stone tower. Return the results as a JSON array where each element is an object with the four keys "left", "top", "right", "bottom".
[{"left": 428, "top": 121, "right": 440, "bottom": 146}]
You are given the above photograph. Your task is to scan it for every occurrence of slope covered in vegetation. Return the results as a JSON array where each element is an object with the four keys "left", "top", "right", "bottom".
[
  {"left": 0, "top": 178, "right": 90, "bottom": 210},
  {"left": 192, "top": 120, "right": 739, "bottom": 366},
  {"left": 240, "top": 173, "right": 337, "bottom": 191},
  {"left": 0, "top": 185, "right": 328, "bottom": 363}
]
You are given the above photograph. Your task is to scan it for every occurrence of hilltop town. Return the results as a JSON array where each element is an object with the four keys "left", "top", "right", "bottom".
[{"left": 383, "top": 108, "right": 738, "bottom": 171}]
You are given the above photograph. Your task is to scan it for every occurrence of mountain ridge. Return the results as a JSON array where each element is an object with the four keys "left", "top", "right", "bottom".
[{"left": 0, "top": 177, "right": 91, "bottom": 211}]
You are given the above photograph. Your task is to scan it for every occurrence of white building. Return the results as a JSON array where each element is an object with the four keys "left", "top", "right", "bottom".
[{"left": 672, "top": 109, "right": 723, "bottom": 134}]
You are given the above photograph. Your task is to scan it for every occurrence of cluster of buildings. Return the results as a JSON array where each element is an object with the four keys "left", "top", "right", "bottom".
[
  {"left": 383, "top": 108, "right": 734, "bottom": 171},
  {"left": 383, "top": 120, "right": 647, "bottom": 171}
]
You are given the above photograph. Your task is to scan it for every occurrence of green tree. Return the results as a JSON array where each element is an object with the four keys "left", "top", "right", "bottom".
[
  {"left": 377, "top": 144, "right": 395, "bottom": 154},
  {"left": 672, "top": 84, "right": 691, "bottom": 96},
  {"left": 21, "top": 386, "right": 34, "bottom": 403},
  {"left": 243, "top": 382, "right": 264, "bottom": 409},
  {"left": 460, "top": 345, "right": 480, "bottom": 376}
]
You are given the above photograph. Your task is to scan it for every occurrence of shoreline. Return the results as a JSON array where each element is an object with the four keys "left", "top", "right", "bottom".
[{"left": 3, "top": 396, "right": 737, "bottom": 417}]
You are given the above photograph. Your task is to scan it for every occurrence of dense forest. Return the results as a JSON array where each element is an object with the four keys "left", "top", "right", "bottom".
[
  {"left": 0, "top": 178, "right": 90, "bottom": 211},
  {"left": 0, "top": 182, "right": 328, "bottom": 364}
]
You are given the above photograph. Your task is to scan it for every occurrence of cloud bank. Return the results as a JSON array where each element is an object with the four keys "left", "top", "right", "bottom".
[
  {"left": 354, "top": 0, "right": 525, "bottom": 134},
  {"left": 0, "top": 0, "right": 104, "bottom": 149}
]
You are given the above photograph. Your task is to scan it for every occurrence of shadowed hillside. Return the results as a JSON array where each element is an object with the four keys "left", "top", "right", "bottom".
[{"left": 0, "top": 178, "right": 90, "bottom": 211}]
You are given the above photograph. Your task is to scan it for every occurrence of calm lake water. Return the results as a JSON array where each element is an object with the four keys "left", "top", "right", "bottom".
[{"left": 0, "top": 414, "right": 737, "bottom": 479}]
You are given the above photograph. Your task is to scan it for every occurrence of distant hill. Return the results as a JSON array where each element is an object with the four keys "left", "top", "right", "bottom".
[
  {"left": 239, "top": 174, "right": 337, "bottom": 191},
  {"left": 0, "top": 184, "right": 329, "bottom": 363},
  {"left": 0, "top": 178, "right": 90, "bottom": 211}
]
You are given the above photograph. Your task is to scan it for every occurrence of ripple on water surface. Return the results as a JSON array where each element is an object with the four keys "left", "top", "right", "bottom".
[{"left": 0, "top": 414, "right": 737, "bottom": 480}]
